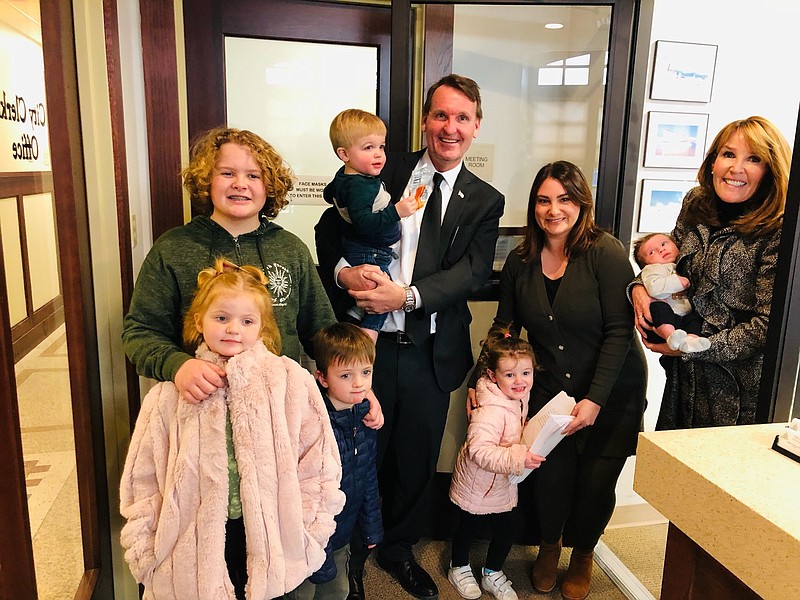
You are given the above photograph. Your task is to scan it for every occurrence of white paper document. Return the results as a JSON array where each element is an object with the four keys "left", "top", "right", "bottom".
[{"left": 509, "top": 391, "right": 576, "bottom": 484}]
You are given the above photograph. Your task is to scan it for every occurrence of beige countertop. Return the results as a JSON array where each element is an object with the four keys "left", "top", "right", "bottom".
[{"left": 634, "top": 423, "right": 800, "bottom": 599}]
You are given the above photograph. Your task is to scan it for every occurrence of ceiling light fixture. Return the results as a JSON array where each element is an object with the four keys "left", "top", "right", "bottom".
[{"left": 545, "top": 23, "right": 564, "bottom": 30}]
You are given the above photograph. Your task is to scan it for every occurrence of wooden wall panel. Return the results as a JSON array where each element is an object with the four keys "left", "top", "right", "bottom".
[
  {"left": 140, "top": 0, "right": 184, "bottom": 240},
  {"left": 103, "top": 0, "right": 141, "bottom": 425},
  {"left": 40, "top": 0, "right": 113, "bottom": 596},
  {"left": 0, "top": 243, "right": 36, "bottom": 598},
  {"left": 422, "top": 5, "right": 454, "bottom": 94}
]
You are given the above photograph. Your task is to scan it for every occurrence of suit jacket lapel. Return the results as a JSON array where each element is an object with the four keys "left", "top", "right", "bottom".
[
  {"left": 385, "top": 153, "right": 473, "bottom": 264},
  {"left": 385, "top": 150, "right": 424, "bottom": 200}
]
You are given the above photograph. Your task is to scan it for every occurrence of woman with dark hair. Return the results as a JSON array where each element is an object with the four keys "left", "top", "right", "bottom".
[
  {"left": 471, "top": 161, "right": 646, "bottom": 599},
  {"left": 631, "top": 116, "right": 791, "bottom": 430}
]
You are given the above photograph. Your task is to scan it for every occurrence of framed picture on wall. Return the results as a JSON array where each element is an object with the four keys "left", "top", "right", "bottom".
[
  {"left": 650, "top": 40, "right": 718, "bottom": 102},
  {"left": 493, "top": 227, "right": 525, "bottom": 272},
  {"left": 637, "top": 179, "right": 697, "bottom": 233},
  {"left": 643, "top": 111, "right": 709, "bottom": 169}
]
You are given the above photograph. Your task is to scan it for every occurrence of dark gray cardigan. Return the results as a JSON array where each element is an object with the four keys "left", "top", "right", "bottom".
[{"left": 495, "top": 233, "right": 647, "bottom": 457}]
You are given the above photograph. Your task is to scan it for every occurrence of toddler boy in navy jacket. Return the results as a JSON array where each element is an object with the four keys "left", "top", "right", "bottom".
[{"left": 302, "top": 322, "right": 383, "bottom": 599}]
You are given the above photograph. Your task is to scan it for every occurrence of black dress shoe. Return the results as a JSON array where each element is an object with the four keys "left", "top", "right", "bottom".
[
  {"left": 346, "top": 568, "right": 365, "bottom": 600},
  {"left": 375, "top": 553, "right": 438, "bottom": 598}
]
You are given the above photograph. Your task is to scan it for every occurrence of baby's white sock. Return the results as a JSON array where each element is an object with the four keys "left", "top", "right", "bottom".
[
  {"left": 679, "top": 335, "right": 711, "bottom": 353},
  {"left": 666, "top": 329, "right": 687, "bottom": 350}
]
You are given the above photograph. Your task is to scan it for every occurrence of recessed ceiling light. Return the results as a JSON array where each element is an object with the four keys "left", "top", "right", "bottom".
[{"left": 545, "top": 23, "right": 564, "bottom": 30}]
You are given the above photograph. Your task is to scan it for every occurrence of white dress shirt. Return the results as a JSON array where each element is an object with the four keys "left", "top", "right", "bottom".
[{"left": 336, "top": 150, "right": 462, "bottom": 333}]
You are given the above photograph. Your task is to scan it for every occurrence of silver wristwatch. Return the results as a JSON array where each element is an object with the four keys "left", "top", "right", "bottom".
[{"left": 403, "top": 286, "right": 415, "bottom": 312}]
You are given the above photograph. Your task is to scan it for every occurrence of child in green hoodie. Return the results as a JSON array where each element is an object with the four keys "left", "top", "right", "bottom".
[{"left": 123, "top": 127, "right": 339, "bottom": 405}]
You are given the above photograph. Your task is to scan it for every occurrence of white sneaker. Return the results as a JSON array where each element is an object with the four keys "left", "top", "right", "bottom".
[
  {"left": 481, "top": 569, "right": 518, "bottom": 600},
  {"left": 448, "top": 564, "right": 482, "bottom": 599}
]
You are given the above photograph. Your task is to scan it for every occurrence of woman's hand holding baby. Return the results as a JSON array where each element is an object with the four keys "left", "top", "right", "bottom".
[{"left": 631, "top": 285, "right": 681, "bottom": 356}]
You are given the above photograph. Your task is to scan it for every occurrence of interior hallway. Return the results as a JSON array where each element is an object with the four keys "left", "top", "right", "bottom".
[{"left": 17, "top": 325, "right": 83, "bottom": 600}]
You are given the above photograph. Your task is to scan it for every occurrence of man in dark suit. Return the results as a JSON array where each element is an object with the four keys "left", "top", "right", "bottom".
[{"left": 316, "top": 74, "right": 504, "bottom": 599}]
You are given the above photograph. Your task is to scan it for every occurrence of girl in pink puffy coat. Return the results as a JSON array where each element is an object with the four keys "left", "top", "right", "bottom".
[{"left": 447, "top": 329, "right": 544, "bottom": 600}]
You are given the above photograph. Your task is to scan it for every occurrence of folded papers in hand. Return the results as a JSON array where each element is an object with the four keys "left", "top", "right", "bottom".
[
  {"left": 772, "top": 418, "right": 800, "bottom": 464},
  {"left": 509, "top": 391, "right": 576, "bottom": 484}
]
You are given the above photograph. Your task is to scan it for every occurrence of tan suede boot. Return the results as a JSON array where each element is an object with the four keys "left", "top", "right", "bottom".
[
  {"left": 561, "top": 549, "right": 593, "bottom": 600},
  {"left": 531, "top": 539, "right": 561, "bottom": 593}
]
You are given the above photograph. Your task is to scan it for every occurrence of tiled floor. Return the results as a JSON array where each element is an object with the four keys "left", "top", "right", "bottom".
[{"left": 16, "top": 325, "right": 84, "bottom": 599}]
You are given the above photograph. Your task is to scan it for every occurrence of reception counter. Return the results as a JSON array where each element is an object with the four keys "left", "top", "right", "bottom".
[{"left": 634, "top": 423, "right": 800, "bottom": 599}]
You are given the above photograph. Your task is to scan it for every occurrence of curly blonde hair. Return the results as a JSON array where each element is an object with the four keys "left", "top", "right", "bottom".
[
  {"left": 182, "top": 127, "right": 295, "bottom": 219},
  {"left": 183, "top": 258, "right": 281, "bottom": 355}
]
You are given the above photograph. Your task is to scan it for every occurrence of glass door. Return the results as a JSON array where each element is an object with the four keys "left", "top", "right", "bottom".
[
  {"left": 393, "top": 0, "right": 636, "bottom": 234},
  {"left": 184, "top": 0, "right": 392, "bottom": 263},
  {"left": 422, "top": 3, "right": 613, "bottom": 227},
  {"left": 225, "top": 37, "right": 381, "bottom": 261},
  {"left": 0, "top": 4, "right": 85, "bottom": 598},
  {"left": 0, "top": 1, "right": 108, "bottom": 597}
]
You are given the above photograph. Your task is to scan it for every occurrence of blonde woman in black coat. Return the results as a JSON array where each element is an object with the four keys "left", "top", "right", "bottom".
[
  {"left": 631, "top": 116, "right": 791, "bottom": 430},
  {"left": 472, "top": 161, "right": 647, "bottom": 600}
]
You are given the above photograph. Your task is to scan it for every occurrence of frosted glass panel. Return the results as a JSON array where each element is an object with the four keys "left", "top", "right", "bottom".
[
  {"left": 22, "top": 193, "right": 60, "bottom": 310},
  {"left": 225, "top": 37, "right": 379, "bottom": 261},
  {"left": 452, "top": 5, "right": 611, "bottom": 226},
  {"left": 0, "top": 197, "right": 26, "bottom": 325}
]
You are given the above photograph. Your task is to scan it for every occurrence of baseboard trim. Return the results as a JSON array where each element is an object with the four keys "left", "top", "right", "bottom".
[
  {"left": 608, "top": 502, "right": 667, "bottom": 529},
  {"left": 595, "top": 540, "right": 657, "bottom": 600}
]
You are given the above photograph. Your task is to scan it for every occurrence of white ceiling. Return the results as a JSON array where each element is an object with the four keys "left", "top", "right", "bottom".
[{"left": 0, "top": 0, "right": 41, "bottom": 44}]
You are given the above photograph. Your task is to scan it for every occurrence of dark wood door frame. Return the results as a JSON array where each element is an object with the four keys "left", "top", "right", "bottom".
[
  {"left": 183, "top": 0, "right": 392, "bottom": 146},
  {"left": 140, "top": 0, "right": 184, "bottom": 241},
  {"left": 595, "top": 0, "right": 638, "bottom": 234},
  {"left": 387, "top": 2, "right": 459, "bottom": 149},
  {"left": 0, "top": 249, "right": 37, "bottom": 596},
  {"left": 1, "top": 0, "right": 128, "bottom": 595},
  {"left": 389, "top": 0, "right": 639, "bottom": 237},
  {"left": 39, "top": 0, "right": 114, "bottom": 597},
  {"left": 758, "top": 104, "right": 800, "bottom": 422},
  {"left": 103, "top": 0, "right": 141, "bottom": 428},
  {"left": 390, "top": 0, "right": 414, "bottom": 150}
]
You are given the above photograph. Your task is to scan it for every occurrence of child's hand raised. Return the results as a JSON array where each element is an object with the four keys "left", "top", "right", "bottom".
[
  {"left": 363, "top": 389, "right": 384, "bottom": 430},
  {"left": 175, "top": 358, "right": 227, "bottom": 404},
  {"left": 395, "top": 190, "right": 422, "bottom": 218},
  {"left": 524, "top": 452, "right": 545, "bottom": 470}
]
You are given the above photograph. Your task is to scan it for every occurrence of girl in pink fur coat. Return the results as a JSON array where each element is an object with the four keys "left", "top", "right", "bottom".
[
  {"left": 447, "top": 329, "right": 544, "bottom": 600},
  {"left": 120, "top": 259, "right": 345, "bottom": 600}
]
